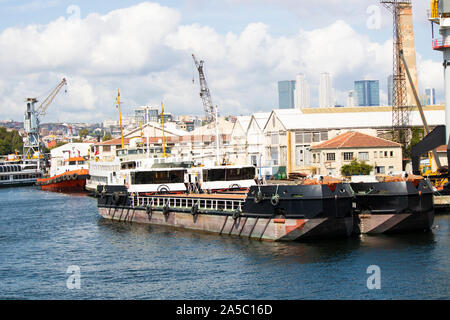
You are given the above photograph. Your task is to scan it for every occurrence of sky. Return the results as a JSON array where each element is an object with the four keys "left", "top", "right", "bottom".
[{"left": 0, "top": 0, "right": 443, "bottom": 123}]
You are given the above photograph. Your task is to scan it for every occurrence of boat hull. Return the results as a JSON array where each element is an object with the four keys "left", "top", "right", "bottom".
[
  {"left": 351, "top": 180, "right": 435, "bottom": 234},
  {"left": 37, "top": 169, "right": 89, "bottom": 193},
  {"left": 96, "top": 184, "right": 355, "bottom": 241},
  {"left": 97, "top": 206, "right": 354, "bottom": 241}
]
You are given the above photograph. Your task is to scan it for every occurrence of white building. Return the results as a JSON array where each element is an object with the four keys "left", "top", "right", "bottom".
[
  {"left": 294, "top": 73, "right": 310, "bottom": 109},
  {"left": 347, "top": 90, "right": 357, "bottom": 107},
  {"left": 319, "top": 72, "right": 334, "bottom": 108}
]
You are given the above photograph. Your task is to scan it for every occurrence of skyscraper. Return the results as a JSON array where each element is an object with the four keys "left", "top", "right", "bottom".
[
  {"left": 294, "top": 73, "right": 310, "bottom": 108},
  {"left": 387, "top": 75, "right": 393, "bottom": 106},
  {"left": 354, "top": 80, "right": 380, "bottom": 106},
  {"left": 278, "top": 80, "right": 296, "bottom": 109},
  {"left": 319, "top": 73, "right": 334, "bottom": 108},
  {"left": 425, "top": 88, "right": 436, "bottom": 105},
  {"left": 346, "top": 90, "right": 357, "bottom": 107}
]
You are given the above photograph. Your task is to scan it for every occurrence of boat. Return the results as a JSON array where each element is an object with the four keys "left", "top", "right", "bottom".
[
  {"left": 95, "top": 181, "right": 355, "bottom": 241},
  {"left": 36, "top": 156, "right": 89, "bottom": 192},
  {"left": 350, "top": 174, "right": 435, "bottom": 234},
  {"left": 0, "top": 158, "right": 43, "bottom": 188}
]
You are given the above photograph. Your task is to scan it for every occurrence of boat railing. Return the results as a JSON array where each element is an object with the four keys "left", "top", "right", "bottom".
[{"left": 130, "top": 195, "right": 244, "bottom": 212}]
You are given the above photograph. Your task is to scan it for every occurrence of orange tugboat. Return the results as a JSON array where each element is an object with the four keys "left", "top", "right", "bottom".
[{"left": 36, "top": 156, "right": 89, "bottom": 192}]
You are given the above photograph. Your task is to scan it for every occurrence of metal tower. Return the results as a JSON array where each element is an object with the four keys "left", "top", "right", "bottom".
[
  {"left": 381, "top": 0, "right": 412, "bottom": 151},
  {"left": 192, "top": 54, "right": 216, "bottom": 123},
  {"left": 23, "top": 78, "right": 67, "bottom": 161}
]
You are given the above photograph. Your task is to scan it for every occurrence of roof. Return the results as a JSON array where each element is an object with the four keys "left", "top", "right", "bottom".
[
  {"left": 235, "top": 116, "right": 251, "bottom": 132},
  {"left": 265, "top": 107, "right": 445, "bottom": 131},
  {"left": 251, "top": 112, "right": 271, "bottom": 130},
  {"left": 96, "top": 138, "right": 130, "bottom": 146},
  {"left": 311, "top": 131, "right": 402, "bottom": 150},
  {"left": 437, "top": 144, "right": 448, "bottom": 152},
  {"left": 125, "top": 122, "right": 187, "bottom": 138}
]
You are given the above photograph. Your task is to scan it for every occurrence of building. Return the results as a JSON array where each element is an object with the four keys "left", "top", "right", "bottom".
[
  {"left": 319, "top": 73, "right": 334, "bottom": 108},
  {"left": 354, "top": 80, "right": 380, "bottom": 106},
  {"left": 134, "top": 106, "right": 159, "bottom": 125},
  {"left": 278, "top": 80, "right": 296, "bottom": 109},
  {"left": 294, "top": 74, "right": 310, "bottom": 109},
  {"left": 425, "top": 88, "right": 436, "bottom": 105},
  {"left": 387, "top": 75, "right": 393, "bottom": 106},
  {"left": 310, "top": 131, "right": 403, "bottom": 178},
  {"left": 346, "top": 90, "right": 357, "bottom": 107}
]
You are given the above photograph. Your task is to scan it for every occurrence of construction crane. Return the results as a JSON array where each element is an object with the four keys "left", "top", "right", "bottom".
[
  {"left": 192, "top": 54, "right": 216, "bottom": 123},
  {"left": 23, "top": 78, "right": 68, "bottom": 162},
  {"left": 381, "top": 0, "right": 413, "bottom": 155}
]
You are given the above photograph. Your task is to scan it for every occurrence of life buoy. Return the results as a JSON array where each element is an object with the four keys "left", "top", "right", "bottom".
[
  {"left": 72, "top": 173, "right": 78, "bottom": 180},
  {"left": 230, "top": 184, "right": 240, "bottom": 189},
  {"left": 254, "top": 190, "right": 263, "bottom": 204},
  {"left": 270, "top": 194, "right": 280, "bottom": 206}
]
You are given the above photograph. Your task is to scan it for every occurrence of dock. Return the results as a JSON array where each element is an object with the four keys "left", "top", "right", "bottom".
[{"left": 434, "top": 195, "right": 450, "bottom": 214}]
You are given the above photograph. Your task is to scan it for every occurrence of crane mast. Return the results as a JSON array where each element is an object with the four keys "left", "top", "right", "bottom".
[
  {"left": 23, "top": 78, "right": 68, "bottom": 163},
  {"left": 192, "top": 54, "right": 215, "bottom": 123}
]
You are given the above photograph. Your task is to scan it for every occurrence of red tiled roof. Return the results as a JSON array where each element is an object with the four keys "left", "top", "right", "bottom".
[
  {"left": 311, "top": 131, "right": 401, "bottom": 150},
  {"left": 95, "top": 138, "right": 130, "bottom": 146},
  {"left": 437, "top": 144, "right": 448, "bottom": 152}
]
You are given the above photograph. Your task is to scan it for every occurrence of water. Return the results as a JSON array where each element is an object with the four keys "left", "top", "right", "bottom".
[{"left": 0, "top": 187, "right": 448, "bottom": 300}]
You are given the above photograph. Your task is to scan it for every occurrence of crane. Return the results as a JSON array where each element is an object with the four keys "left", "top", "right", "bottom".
[
  {"left": 23, "top": 78, "right": 68, "bottom": 163},
  {"left": 192, "top": 54, "right": 216, "bottom": 123}
]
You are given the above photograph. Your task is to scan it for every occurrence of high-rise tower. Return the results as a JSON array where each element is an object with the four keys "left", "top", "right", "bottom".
[
  {"left": 319, "top": 72, "right": 334, "bottom": 108},
  {"left": 294, "top": 73, "right": 310, "bottom": 108}
]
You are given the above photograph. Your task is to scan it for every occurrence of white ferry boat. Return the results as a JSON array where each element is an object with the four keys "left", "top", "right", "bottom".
[{"left": 0, "top": 157, "right": 43, "bottom": 188}]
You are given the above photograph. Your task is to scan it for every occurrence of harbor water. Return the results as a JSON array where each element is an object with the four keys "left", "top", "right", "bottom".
[{"left": 0, "top": 187, "right": 448, "bottom": 300}]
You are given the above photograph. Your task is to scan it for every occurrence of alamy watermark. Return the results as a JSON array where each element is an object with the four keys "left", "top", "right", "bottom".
[
  {"left": 366, "top": 265, "right": 381, "bottom": 290},
  {"left": 66, "top": 265, "right": 81, "bottom": 289},
  {"left": 367, "top": 5, "right": 382, "bottom": 30}
]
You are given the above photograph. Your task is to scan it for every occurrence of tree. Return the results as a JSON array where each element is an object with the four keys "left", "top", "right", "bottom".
[
  {"left": 102, "top": 133, "right": 112, "bottom": 142},
  {"left": 405, "top": 127, "right": 424, "bottom": 159},
  {"left": 0, "top": 127, "right": 23, "bottom": 155},
  {"left": 79, "top": 128, "right": 89, "bottom": 139},
  {"left": 341, "top": 159, "right": 373, "bottom": 177}
]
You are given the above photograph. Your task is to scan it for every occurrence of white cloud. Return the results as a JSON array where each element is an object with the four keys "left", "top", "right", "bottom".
[{"left": 0, "top": 1, "right": 443, "bottom": 123}]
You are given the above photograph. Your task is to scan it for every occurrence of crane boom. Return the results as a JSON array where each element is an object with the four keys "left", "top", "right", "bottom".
[
  {"left": 192, "top": 54, "right": 215, "bottom": 123},
  {"left": 37, "top": 78, "right": 67, "bottom": 117}
]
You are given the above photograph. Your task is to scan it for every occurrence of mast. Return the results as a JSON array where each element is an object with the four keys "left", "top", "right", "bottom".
[
  {"left": 161, "top": 102, "right": 166, "bottom": 157},
  {"left": 117, "top": 89, "right": 124, "bottom": 149}
]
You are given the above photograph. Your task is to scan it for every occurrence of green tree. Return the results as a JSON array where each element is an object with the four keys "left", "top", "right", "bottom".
[
  {"left": 405, "top": 127, "right": 424, "bottom": 159},
  {"left": 0, "top": 127, "right": 23, "bottom": 155},
  {"left": 102, "top": 133, "right": 112, "bottom": 142},
  {"left": 79, "top": 128, "right": 89, "bottom": 139},
  {"left": 341, "top": 159, "right": 374, "bottom": 177}
]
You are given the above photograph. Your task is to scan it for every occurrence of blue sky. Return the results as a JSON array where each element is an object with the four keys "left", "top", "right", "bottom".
[{"left": 0, "top": 0, "right": 442, "bottom": 122}]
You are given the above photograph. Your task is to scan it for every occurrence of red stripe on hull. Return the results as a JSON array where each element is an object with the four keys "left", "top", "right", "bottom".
[{"left": 40, "top": 179, "right": 87, "bottom": 193}]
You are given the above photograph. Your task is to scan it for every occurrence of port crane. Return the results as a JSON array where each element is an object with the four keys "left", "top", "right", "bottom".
[
  {"left": 23, "top": 78, "right": 68, "bottom": 163},
  {"left": 192, "top": 54, "right": 216, "bottom": 123}
]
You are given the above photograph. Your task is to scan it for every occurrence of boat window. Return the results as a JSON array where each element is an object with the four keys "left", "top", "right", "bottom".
[
  {"left": 78, "top": 161, "right": 85, "bottom": 165},
  {"left": 203, "top": 167, "right": 255, "bottom": 182},
  {"left": 131, "top": 170, "right": 186, "bottom": 184},
  {"left": 69, "top": 161, "right": 76, "bottom": 165}
]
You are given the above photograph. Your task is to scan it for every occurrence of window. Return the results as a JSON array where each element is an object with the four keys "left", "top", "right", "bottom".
[
  {"left": 384, "top": 151, "right": 388, "bottom": 157},
  {"left": 313, "top": 132, "right": 320, "bottom": 142},
  {"left": 379, "top": 151, "right": 383, "bottom": 158},
  {"left": 131, "top": 170, "right": 186, "bottom": 184},
  {"left": 296, "top": 145, "right": 312, "bottom": 166},
  {"left": 103, "top": 145, "right": 111, "bottom": 152},
  {"left": 375, "top": 166, "right": 385, "bottom": 174},
  {"left": 320, "top": 131, "right": 328, "bottom": 140},
  {"left": 343, "top": 152, "right": 353, "bottom": 161},
  {"left": 304, "top": 133, "right": 312, "bottom": 143},
  {"left": 374, "top": 151, "right": 377, "bottom": 158},
  {"left": 358, "top": 152, "right": 369, "bottom": 161},
  {"left": 389, "top": 166, "right": 394, "bottom": 172},
  {"left": 327, "top": 153, "right": 335, "bottom": 161},
  {"left": 271, "top": 133, "right": 279, "bottom": 145},
  {"left": 295, "top": 132, "right": 303, "bottom": 144},
  {"left": 390, "top": 151, "right": 394, "bottom": 157}
]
